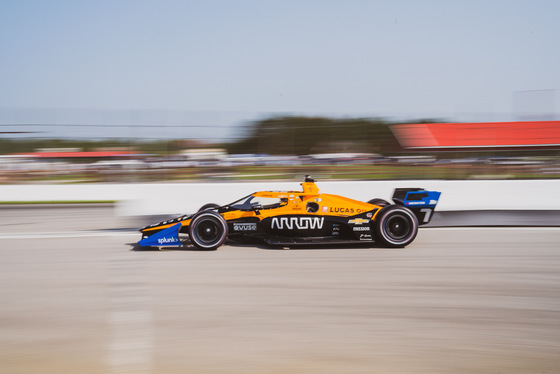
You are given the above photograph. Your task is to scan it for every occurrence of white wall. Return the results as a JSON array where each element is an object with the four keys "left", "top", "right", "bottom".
[{"left": 1, "top": 180, "right": 559, "bottom": 215}]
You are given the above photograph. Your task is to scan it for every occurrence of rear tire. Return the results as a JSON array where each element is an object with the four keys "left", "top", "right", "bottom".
[
  {"left": 374, "top": 205, "right": 418, "bottom": 248},
  {"left": 188, "top": 211, "right": 228, "bottom": 250},
  {"left": 367, "top": 198, "right": 390, "bottom": 207}
]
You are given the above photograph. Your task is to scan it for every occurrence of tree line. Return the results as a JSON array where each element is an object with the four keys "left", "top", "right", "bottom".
[{"left": 225, "top": 116, "right": 407, "bottom": 155}]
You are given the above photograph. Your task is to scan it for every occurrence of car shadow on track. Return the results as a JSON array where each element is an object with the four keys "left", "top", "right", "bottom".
[
  {"left": 127, "top": 239, "right": 216, "bottom": 252},
  {"left": 128, "top": 239, "right": 390, "bottom": 252},
  {"left": 223, "top": 237, "right": 388, "bottom": 250},
  {"left": 255, "top": 243, "right": 386, "bottom": 251}
]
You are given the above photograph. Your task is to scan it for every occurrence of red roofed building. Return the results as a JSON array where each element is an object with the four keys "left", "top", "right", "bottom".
[{"left": 391, "top": 121, "right": 560, "bottom": 151}]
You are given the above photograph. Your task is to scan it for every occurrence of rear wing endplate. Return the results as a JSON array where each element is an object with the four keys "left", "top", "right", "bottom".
[{"left": 392, "top": 188, "right": 441, "bottom": 224}]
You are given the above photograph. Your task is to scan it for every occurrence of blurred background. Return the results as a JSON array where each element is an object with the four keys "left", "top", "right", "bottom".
[
  {"left": 2, "top": 3, "right": 560, "bottom": 374},
  {"left": 1, "top": 1, "right": 559, "bottom": 185},
  {"left": 1, "top": 115, "right": 560, "bottom": 183}
]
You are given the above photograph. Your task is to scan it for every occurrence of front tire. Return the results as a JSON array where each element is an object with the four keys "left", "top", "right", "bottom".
[
  {"left": 188, "top": 211, "right": 228, "bottom": 250},
  {"left": 198, "top": 203, "right": 221, "bottom": 212},
  {"left": 374, "top": 205, "right": 418, "bottom": 248}
]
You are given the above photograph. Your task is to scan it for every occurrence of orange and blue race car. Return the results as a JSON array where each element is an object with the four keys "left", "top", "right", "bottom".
[{"left": 138, "top": 176, "right": 441, "bottom": 250}]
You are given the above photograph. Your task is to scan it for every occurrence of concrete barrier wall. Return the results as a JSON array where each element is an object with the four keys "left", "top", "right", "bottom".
[{"left": 1, "top": 180, "right": 559, "bottom": 216}]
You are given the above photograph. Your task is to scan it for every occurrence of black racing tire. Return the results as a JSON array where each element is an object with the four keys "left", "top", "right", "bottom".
[
  {"left": 188, "top": 211, "right": 228, "bottom": 250},
  {"left": 367, "top": 198, "right": 390, "bottom": 207},
  {"left": 374, "top": 205, "right": 418, "bottom": 248},
  {"left": 198, "top": 203, "right": 221, "bottom": 212}
]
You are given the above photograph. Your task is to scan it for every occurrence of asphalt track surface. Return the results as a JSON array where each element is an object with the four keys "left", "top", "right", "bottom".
[{"left": 1, "top": 205, "right": 560, "bottom": 374}]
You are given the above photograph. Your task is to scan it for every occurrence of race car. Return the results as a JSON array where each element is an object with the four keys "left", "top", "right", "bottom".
[{"left": 138, "top": 176, "right": 441, "bottom": 250}]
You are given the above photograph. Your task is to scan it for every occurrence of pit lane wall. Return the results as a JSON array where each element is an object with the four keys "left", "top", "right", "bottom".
[{"left": 1, "top": 180, "right": 559, "bottom": 216}]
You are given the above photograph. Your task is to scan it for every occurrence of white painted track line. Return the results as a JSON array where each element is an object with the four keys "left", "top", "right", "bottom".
[{"left": 0, "top": 230, "right": 138, "bottom": 239}]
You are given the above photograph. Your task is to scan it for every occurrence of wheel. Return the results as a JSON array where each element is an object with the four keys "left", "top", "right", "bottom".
[
  {"left": 367, "top": 198, "right": 390, "bottom": 207},
  {"left": 374, "top": 205, "right": 418, "bottom": 248},
  {"left": 198, "top": 203, "right": 221, "bottom": 212},
  {"left": 188, "top": 211, "right": 228, "bottom": 250}
]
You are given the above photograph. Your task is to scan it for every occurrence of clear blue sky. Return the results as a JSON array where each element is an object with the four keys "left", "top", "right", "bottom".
[{"left": 1, "top": 0, "right": 559, "bottom": 139}]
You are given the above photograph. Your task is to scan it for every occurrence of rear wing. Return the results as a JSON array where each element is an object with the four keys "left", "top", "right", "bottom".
[{"left": 392, "top": 188, "right": 441, "bottom": 225}]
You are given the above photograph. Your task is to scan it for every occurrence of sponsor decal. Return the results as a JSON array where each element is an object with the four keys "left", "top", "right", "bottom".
[
  {"left": 233, "top": 223, "right": 257, "bottom": 231},
  {"left": 429, "top": 199, "right": 438, "bottom": 205},
  {"left": 322, "top": 206, "right": 329, "bottom": 213},
  {"left": 406, "top": 201, "right": 426, "bottom": 205},
  {"left": 359, "top": 234, "right": 372, "bottom": 241},
  {"left": 366, "top": 213, "right": 373, "bottom": 218},
  {"left": 271, "top": 216, "right": 324, "bottom": 230},
  {"left": 332, "top": 224, "right": 340, "bottom": 235},
  {"left": 158, "top": 236, "right": 179, "bottom": 245},
  {"left": 330, "top": 207, "right": 365, "bottom": 214},
  {"left": 353, "top": 226, "right": 371, "bottom": 231},
  {"left": 348, "top": 218, "right": 369, "bottom": 225}
]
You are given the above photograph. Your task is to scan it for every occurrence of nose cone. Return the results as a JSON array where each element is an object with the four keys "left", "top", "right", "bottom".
[{"left": 138, "top": 223, "right": 182, "bottom": 247}]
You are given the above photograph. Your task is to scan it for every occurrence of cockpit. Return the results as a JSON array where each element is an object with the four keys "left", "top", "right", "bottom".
[{"left": 229, "top": 194, "right": 289, "bottom": 211}]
